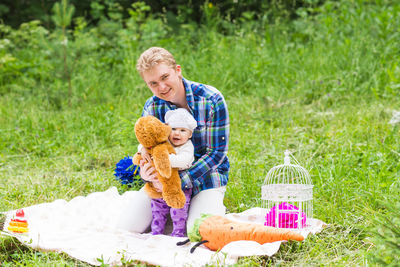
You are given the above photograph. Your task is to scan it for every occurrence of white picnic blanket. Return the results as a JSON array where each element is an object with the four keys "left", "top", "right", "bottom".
[{"left": 0, "top": 187, "right": 326, "bottom": 266}]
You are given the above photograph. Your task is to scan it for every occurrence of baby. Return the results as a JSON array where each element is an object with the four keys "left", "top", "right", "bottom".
[{"left": 139, "top": 108, "right": 197, "bottom": 236}]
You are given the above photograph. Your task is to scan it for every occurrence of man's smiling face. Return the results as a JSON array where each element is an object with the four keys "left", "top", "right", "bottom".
[{"left": 142, "top": 63, "right": 184, "bottom": 103}]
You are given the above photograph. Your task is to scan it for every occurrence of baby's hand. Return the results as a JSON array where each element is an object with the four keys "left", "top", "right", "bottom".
[{"left": 140, "top": 147, "right": 152, "bottom": 163}]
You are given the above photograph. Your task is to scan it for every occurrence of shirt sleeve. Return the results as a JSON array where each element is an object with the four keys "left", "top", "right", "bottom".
[
  {"left": 142, "top": 101, "right": 154, "bottom": 117},
  {"left": 180, "top": 93, "right": 229, "bottom": 189},
  {"left": 169, "top": 141, "right": 194, "bottom": 170},
  {"left": 137, "top": 144, "right": 143, "bottom": 152}
]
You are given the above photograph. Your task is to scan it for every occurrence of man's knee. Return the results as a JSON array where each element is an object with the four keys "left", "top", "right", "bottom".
[
  {"left": 186, "top": 187, "right": 226, "bottom": 231},
  {"left": 115, "top": 189, "right": 152, "bottom": 233}
]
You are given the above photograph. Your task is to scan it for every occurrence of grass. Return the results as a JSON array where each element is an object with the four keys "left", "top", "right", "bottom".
[{"left": 1, "top": 0, "right": 400, "bottom": 265}]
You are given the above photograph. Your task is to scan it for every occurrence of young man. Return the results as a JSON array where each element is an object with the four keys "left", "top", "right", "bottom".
[{"left": 117, "top": 47, "right": 229, "bottom": 233}]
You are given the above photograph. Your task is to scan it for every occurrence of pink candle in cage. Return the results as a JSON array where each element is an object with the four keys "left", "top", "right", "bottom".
[{"left": 265, "top": 202, "right": 306, "bottom": 228}]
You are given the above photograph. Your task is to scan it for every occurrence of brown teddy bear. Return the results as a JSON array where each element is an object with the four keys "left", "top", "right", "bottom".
[{"left": 132, "top": 115, "right": 186, "bottom": 209}]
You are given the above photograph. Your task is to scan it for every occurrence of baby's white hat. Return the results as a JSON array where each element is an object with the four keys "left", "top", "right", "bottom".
[{"left": 165, "top": 108, "right": 197, "bottom": 131}]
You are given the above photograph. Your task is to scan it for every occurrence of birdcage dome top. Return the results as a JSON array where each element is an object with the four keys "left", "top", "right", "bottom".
[{"left": 263, "top": 150, "right": 313, "bottom": 186}]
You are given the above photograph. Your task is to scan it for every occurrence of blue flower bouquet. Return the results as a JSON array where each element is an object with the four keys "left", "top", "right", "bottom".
[{"left": 114, "top": 156, "right": 142, "bottom": 186}]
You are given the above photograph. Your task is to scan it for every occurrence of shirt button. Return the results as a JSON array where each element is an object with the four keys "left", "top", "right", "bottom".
[{"left": 222, "top": 137, "right": 225, "bottom": 140}]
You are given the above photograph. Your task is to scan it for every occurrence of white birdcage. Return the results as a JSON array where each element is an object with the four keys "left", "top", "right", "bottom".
[{"left": 261, "top": 150, "right": 313, "bottom": 229}]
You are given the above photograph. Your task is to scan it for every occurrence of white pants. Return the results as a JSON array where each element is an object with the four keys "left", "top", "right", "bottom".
[
  {"left": 115, "top": 186, "right": 227, "bottom": 234},
  {"left": 186, "top": 186, "right": 226, "bottom": 231}
]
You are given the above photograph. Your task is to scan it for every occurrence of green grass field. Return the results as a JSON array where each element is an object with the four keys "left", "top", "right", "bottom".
[{"left": 1, "top": 0, "right": 399, "bottom": 265}]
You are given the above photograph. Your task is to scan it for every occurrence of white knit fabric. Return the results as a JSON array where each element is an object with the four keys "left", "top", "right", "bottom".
[{"left": 165, "top": 108, "right": 197, "bottom": 131}]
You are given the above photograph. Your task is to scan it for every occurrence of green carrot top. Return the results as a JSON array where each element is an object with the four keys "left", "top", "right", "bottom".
[{"left": 187, "top": 214, "right": 213, "bottom": 242}]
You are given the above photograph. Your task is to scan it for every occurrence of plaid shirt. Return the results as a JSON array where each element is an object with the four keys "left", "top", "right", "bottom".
[{"left": 142, "top": 77, "right": 230, "bottom": 195}]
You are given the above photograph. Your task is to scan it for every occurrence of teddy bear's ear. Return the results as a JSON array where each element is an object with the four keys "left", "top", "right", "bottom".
[{"left": 156, "top": 122, "right": 171, "bottom": 143}]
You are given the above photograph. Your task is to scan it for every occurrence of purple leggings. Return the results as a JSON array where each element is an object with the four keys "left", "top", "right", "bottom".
[{"left": 150, "top": 189, "right": 192, "bottom": 237}]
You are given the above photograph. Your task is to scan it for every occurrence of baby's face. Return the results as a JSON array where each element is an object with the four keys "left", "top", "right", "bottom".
[{"left": 169, "top": 127, "right": 192, "bottom": 147}]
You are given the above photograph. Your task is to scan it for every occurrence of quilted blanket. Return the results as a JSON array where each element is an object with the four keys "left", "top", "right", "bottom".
[{"left": 0, "top": 187, "right": 326, "bottom": 266}]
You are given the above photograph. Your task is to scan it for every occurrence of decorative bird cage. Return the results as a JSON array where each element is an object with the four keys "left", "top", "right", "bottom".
[{"left": 261, "top": 150, "right": 313, "bottom": 229}]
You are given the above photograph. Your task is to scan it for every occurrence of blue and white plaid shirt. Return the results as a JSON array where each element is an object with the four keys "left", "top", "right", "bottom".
[{"left": 142, "top": 77, "right": 230, "bottom": 195}]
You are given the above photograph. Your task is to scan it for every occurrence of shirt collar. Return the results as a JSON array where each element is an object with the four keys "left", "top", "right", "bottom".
[
  {"left": 182, "top": 77, "right": 195, "bottom": 113},
  {"left": 153, "top": 77, "right": 195, "bottom": 114}
]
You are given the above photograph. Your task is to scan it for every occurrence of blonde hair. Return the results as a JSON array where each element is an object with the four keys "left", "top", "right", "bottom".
[{"left": 136, "top": 47, "right": 177, "bottom": 74}]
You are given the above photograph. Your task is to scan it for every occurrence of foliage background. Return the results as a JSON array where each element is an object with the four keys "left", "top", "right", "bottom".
[{"left": 0, "top": 0, "right": 399, "bottom": 265}]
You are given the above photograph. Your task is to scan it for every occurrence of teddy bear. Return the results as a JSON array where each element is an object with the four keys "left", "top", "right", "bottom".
[{"left": 132, "top": 115, "right": 186, "bottom": 209}]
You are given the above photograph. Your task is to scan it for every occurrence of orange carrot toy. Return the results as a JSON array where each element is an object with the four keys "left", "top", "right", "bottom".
[{"left": 178, "top": 214, "right": 304, "bottom": 252}]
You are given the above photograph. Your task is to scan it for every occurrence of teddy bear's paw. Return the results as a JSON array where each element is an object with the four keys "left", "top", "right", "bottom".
[
  {"left": 163, "top": 191, "right": 186, "bottom": 209},
  {"left": 144, "top": 183, "right": 163, "bottom": 199},
  {"left": 132, "top": 153, "right": 142, "bottom": 165}
]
